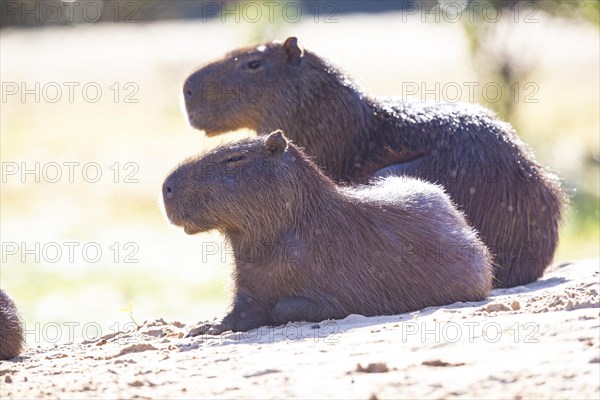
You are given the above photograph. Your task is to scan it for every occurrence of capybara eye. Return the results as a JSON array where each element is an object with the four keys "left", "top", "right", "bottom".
[
  {"left": 226, "top": 155, "right": 245, "bottom": 163},
  {"left": 247, "top": 60, "right": 264, "bottom": 70}
]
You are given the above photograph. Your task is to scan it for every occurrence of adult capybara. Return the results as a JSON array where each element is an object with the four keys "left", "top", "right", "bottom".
[
  {"left": 0, "top": 289, "right": 24, "bottom": 359},
  {"left": 182, "top": 37, "right": 565, "bottom": 288},
  {"left": 162, "top": 131, "right": 493, "bottom": 335}
]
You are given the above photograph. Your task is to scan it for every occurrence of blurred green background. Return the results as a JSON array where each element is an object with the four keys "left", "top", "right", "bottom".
[{"left": 1, "top": 0, "right": 598, "bottom": 346}]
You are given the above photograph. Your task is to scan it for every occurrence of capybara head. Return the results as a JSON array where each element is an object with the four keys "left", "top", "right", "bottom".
[
  {"left": 183, "top": 37, "right": 333, "bottom": 136},
  {"left": 163, "top": 130, "right": 323, "bottom": 235}
]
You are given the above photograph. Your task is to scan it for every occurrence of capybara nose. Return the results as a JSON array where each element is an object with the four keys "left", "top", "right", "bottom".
[
  {"left": 163, "top": 179, "right": 174, "bottom": 200},
  {"left": 183, "top": 80, "right": 194, "bottom": 100},
  {"left": 165, "top": 185, "right": 173, "bottom": 199}
]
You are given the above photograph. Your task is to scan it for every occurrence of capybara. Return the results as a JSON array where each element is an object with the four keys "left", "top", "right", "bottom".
[
  {"left": 0, "top": 289, "right": 24, "bottom": 359},
  {"left": 162, "top": 131, "right": 493, "bottom": 335},
  {"left": 182, "top": 37, "right": 565, "bottom": 288}
]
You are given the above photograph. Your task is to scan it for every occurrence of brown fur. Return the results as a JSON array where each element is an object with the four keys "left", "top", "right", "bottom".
[
  {"left": 182, "top": 37, "right": 566, "bottom": 288},
  {"left": 0, "top": 289, "right": 24, "bottom": 359},
  {"left": 163, "top": 131, "right": 493, "bottom": 335}
]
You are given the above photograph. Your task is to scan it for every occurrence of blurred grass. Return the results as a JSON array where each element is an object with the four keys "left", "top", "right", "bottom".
[
  {"left": 5, "top": 262, "right": 228, "bottom": 324},
  {"left": 554, "top": 190, "right": 600, "bottom": 262},
  {"left": 0, "top": 13, "right": 598, "bottom": 345}
]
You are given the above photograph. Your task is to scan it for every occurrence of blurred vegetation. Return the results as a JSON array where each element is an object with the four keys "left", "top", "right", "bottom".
[
  {"left": 0, "top": 0, "right": 415, "bottom": 28},
  {"left": 462, "top": 0, "right": 599, "bottom": 120},
  {"left": 2, "top": 1, "right": 597, "bottom": 28}
]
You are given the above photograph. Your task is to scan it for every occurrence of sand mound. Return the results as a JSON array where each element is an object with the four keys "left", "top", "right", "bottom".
[{"left": 1, "top": 258, "right": 598, "bottom": 399}]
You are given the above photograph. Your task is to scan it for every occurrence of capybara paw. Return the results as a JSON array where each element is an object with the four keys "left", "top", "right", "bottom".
[{"left": 185, "top": 322, "right": 227, "bottom": 337}]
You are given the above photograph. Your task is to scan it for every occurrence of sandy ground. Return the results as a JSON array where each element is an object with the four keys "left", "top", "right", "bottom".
[{"left": 1, "top": 258, "right": 598, "bottom": 399}]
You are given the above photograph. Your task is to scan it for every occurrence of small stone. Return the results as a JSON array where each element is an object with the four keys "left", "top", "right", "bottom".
[
  {"left": 483, "top": 303, "right": 511, "bottom": 312},
  {"left": 356, "top": 362, "right": 389, "bottom": 373},
  {"left": 422, "top": 359, "right": 465, "bottom": 367}
]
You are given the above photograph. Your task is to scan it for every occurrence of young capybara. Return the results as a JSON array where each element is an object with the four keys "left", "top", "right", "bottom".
[
  {"left": 162, "top": 131, "right": 493, "bottom": 335},
  {"left": 182, "top": 37, "right": 565, "bottom": 288},
  {"left": 0, "top": 289, "right": 24, "bottom": 359}
]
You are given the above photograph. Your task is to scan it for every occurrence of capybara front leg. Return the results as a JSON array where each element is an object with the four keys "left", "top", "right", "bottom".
[
  {"left": 271, "top": 296, "right": 326, "bottom": 325},
  {"left": 186, "top": 291, "right": 271, "bottom": 336}
]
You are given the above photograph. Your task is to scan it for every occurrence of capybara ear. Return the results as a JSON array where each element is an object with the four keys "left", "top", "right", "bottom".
[
  {"left": 283, "top": 37, "right": 303, "bottom": 66},
  {"left": 265, "top": 130, "right": 288, "bottom": 155}
]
